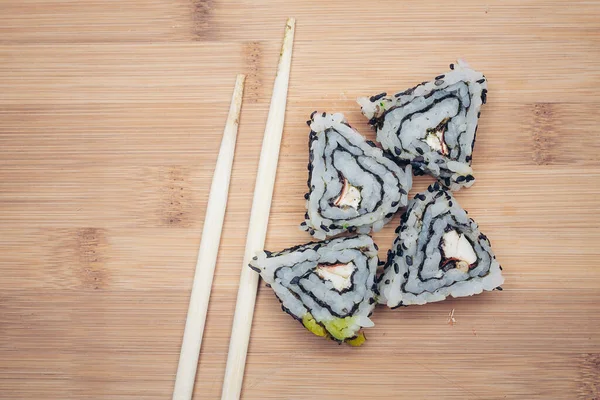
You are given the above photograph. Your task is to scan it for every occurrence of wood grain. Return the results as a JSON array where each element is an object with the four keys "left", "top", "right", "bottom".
[{"left": 1, "top": 1, "right": 599, "bottom": 399}]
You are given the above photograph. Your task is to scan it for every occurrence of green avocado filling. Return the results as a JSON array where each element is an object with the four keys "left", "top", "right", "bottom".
[
  {"left": 323, "top": 316, "right": 360, "bottom": 341},
  {"left": 346, "top": 332, "right": 366, "bottom": 347},
  {"left": 302, "top": 313, "right": 327, "bottom": 337},
  {"left": 302, "top": 313, "right": 366, "bottom": 346}
]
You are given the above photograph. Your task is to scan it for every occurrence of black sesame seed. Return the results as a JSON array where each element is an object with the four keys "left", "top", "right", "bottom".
[
  {"left": 249, "top": 264, "right": 261, "bottom": 273},
  {"left": 305, "top": 212, "right": 309, "bottom": 219},
  {"left": 448, "top": 201, "right": 453, "bottom": 207},
  {"left": 300, "top": 221, "right": 307, "bottom": 226},
  {"left": 481, "top": 89, "right": 488, "bottom": 104},
  {"left": 456, "top": 175, "right": 466, "bottom": 183},
  {"left": 394, "top": 263, "right": 399, "bottom": 273},
  {"left": 329, "top": 223, "right": 337, "bottom": 229},
  {"left": 265, "top": 283, "right": 271, "bottom": 288},
  {"left": 399, "top": 188, "right": 407, "bottom": 195},
  {"left": 433, "top": 182, "right": 441, "bottom": 191},
  {"left": 366, "top": 140, "right": 377, "bottom": 148},
  {"left": 385, "top": 279, "right": 391, "bottom": 285},
  {"left": 369, "top": 298, "right": 375, "bottom": 305},
  {"left": 499, "top": 265, "right": 502, "bottom": 270},
  {"left": 496, "top": 286, "right": 503, "bottom": 291},
  {"left": 444, "top": 177, "right": 451, "bottom": 187},
  {"left": 394, "top": 146, "right": 402, "bottom": 155},
  {"left": 405, "top": 255, "right": 413, "bottom": 266},
  {"left": 310, "top": 110, "right": 317, "bottom": 119},
  {"left": 403, "top": 272, "right": 408, "bottom": 278},
  {"left": 368, "top": 117, "right": 377, "bottom": 126},
  {"left": 391, "top": 200, "right": 399, "bottom": 207},
  {"left": 416, "top": 194, "right": 426, "bottom": 201},
  {"left": 413, "top": 155, "right": 425, "bottom": 163},
  {"left": 308, "top": 228, "right": 315, "bottom": 235},
  {"left": 449, "top": 63, "right": 455, "bottom": 70},
  {"left": 434, "top": 191, "right": 443, "bottom": 199},
  {"left": 322, "top": 112, "right": 326, "bottom": 118},
  {"left": 320, "top": 224, "right": 330, "bottom": 232},
  {"left": 466, "top": 155, "right": 472, "bottom": 162},
  {"left": 373, "top": 243, "right": 379, "bottom": 250},
  {"left": 415, "top": 147, "right": 424, "bottom": 155},
  {"left": 477, "top": 111, "right": 481, "bottom": 118},
  {"left": 306, "top": 120, "right": 311, "bottom": 126},
  {"left": 304, "top": 193, "right": 310, "bottom": 200},
  {"left": 427, "top": 185, "right": 434, "bottom": 193},
  {"left": 435, "top": 74, "right": 445, "bottom": 80},
  {"left": 466, "top": 175, "right": 475, "bottom": 182},
  {"left": 476, "top": 78, "right": 485, "bottom": 84},
  {"left": 290, "top": 276, "right": 300, "bottom": 285},
  {"left": 369, "top": 92, "right": 387, "bottom": 102}
]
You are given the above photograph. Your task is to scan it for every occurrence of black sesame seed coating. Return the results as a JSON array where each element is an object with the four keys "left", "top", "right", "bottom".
[{"left": 369, "top": 92, "right": 387, "bottom": 102}]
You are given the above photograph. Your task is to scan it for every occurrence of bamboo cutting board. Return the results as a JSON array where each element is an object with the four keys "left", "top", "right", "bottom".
[{"left": 1, "top": 1, "right": 599, "bottom": 399}]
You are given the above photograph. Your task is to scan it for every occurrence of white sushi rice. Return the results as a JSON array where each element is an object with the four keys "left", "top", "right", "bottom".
[
  {"left": 357, "top": 60, "right": 487, "bottom": 191},
  {"left": 378, "top": 183, "right": 504, "bottom": 307},
  {"left": 302, "top": 112, "right": 412, "bottom": 240},
  {"left": 249, "top": 235, "right": 378, "bottom": 341}
]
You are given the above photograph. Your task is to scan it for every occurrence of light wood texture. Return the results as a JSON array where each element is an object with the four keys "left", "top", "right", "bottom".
[
  {"left": 0, "top": 1, "right": 599, "bottom": 400},
  {"left": 221, "top": 19, "right": 294, "bottom": 400},
  {"left": 173, "top": 74, "right": 245, "bottom": 400}
]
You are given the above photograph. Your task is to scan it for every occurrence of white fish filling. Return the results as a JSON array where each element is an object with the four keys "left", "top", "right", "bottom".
[
  {"left": 316, "top": 262, "right": 355, "bottom": 291},
  {"left": 424, "top": 119, "right": 450, "bottom": 155},
  {"left": 334, "top": 179, "right": 361, "bottom": 209},
  {"left": 441, "top": 230, "right": 477, "bottom": 272}
]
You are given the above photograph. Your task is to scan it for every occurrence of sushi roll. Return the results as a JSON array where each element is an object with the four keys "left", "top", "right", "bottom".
[
  {"left": 357, "top": 60, "right": 487, "bottom": 191},
  {"left": 378, "top": 183, "right": 504, "bottom": 307},
  {"left": 301, "top": 112, "right": 412, "bottom": 240},
  {"left": 249, "top": 235, "right": 379, "bottom": 345}
]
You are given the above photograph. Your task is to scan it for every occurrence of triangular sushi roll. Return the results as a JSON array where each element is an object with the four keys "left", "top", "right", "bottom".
[
  {"left": 378, "top": 183, "right": 504, "bottom": 307},
  {"left": 249, "top": 235, "right": 378, "bottom": 345},
  {"left": 301, "top": 112, "right": 412, "bottom": 240},
  {"left": 357, "top": 60, "right": 487, "bottom": 191}
]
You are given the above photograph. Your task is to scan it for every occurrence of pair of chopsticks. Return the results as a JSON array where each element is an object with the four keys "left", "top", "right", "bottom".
[{"left": 172, "top": 18, "right": 296, "bottom": 400}]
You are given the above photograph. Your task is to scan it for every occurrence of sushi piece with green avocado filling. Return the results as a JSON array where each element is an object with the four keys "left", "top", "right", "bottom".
[{"left": 249, "top": 235, "right": 378, "bottom": 345}]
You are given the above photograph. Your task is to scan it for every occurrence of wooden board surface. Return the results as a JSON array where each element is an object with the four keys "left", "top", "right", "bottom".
[{"left": 1, "top": 1, "right": 599, "bottom": 399}]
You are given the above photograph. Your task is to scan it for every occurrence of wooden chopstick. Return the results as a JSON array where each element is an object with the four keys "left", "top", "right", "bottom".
[
  {"left": 172, "top": 74, "right": 246, "bottom": 400},
  {"left": 220, "top": 18, "right": 296, "bottom": 400}
]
